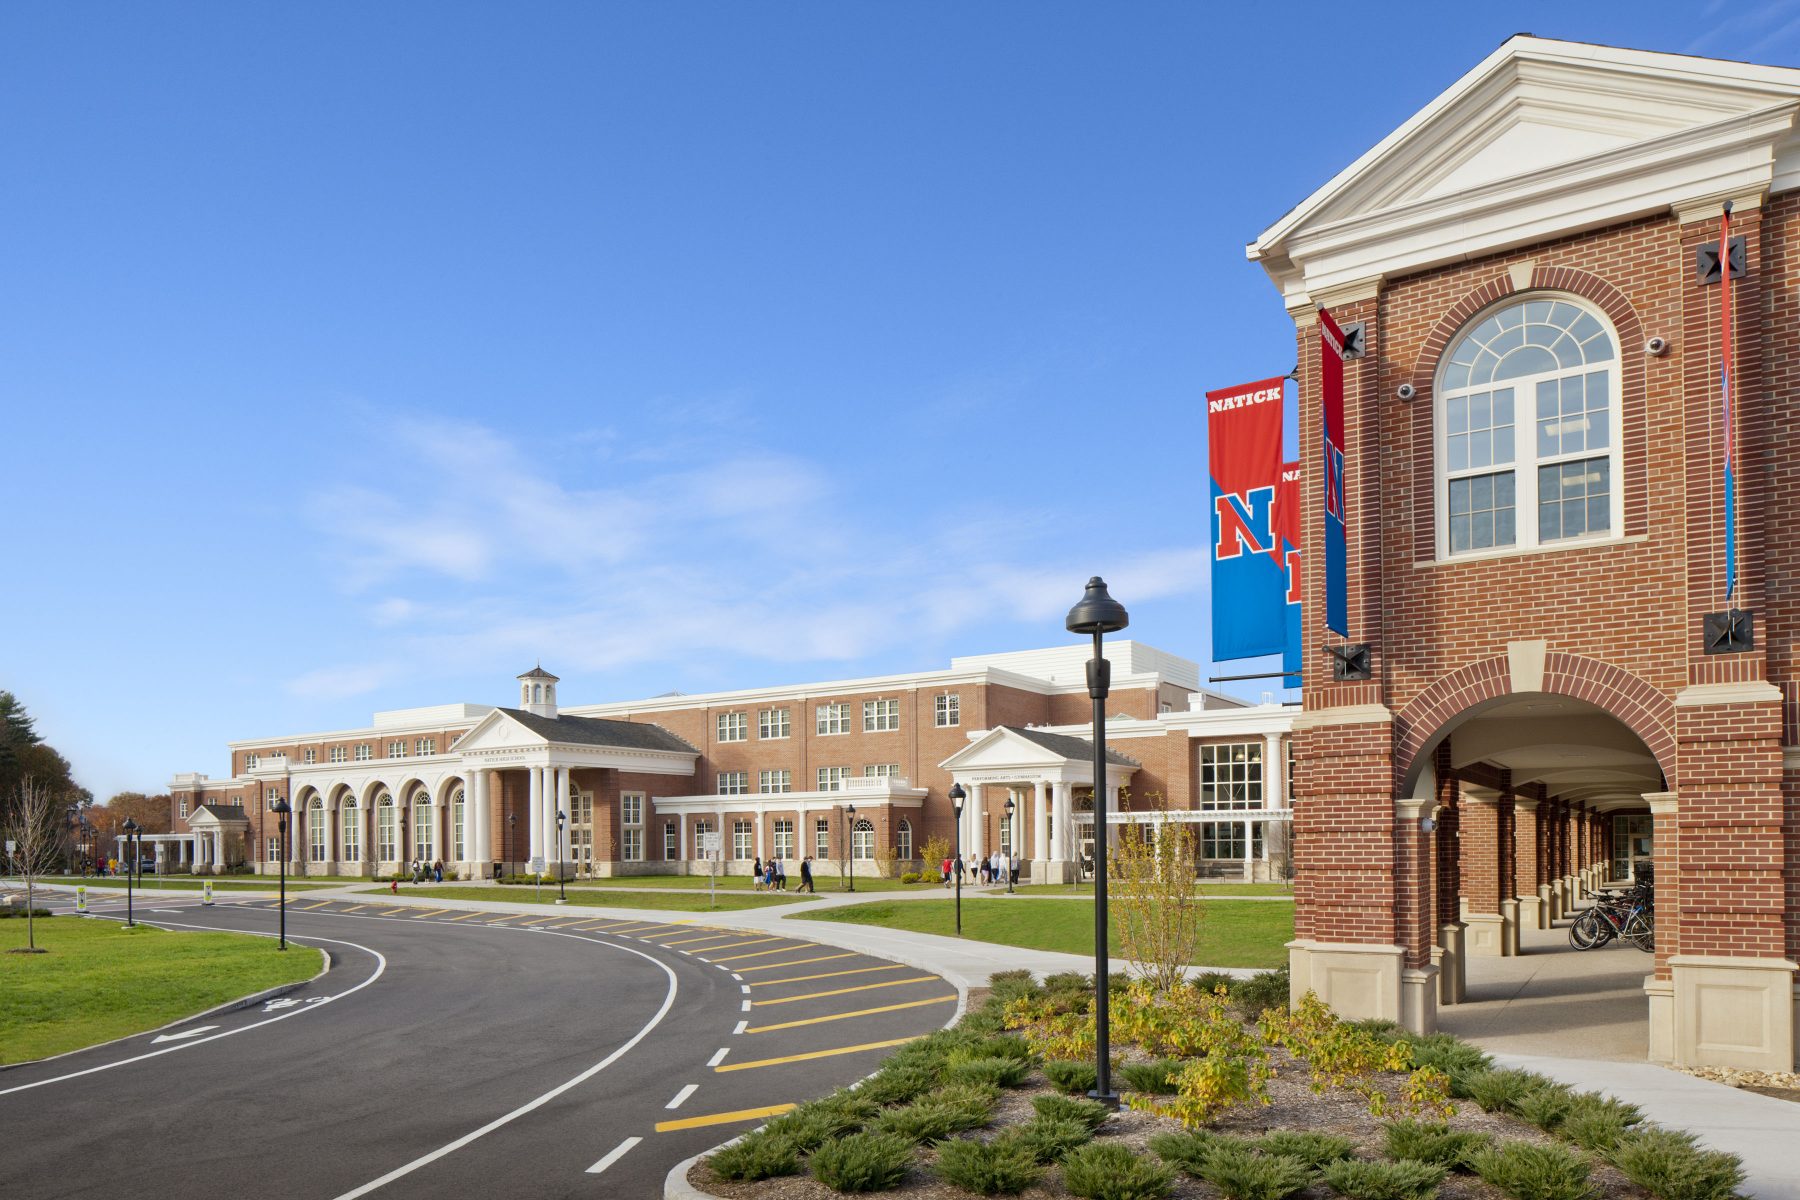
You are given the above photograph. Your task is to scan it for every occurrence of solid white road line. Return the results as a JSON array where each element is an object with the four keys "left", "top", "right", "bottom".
[
  {"left": 665, "top": 1083, "right": 699, "bottom": 1109},
  {"left": 585, "top": 1136, "right": 641, "bottom": 1176},
  {"left": 707, "top": 1047, "right": 730, "bottom": 1067},
  {"left": 329, "top": 932, "right": 680, "bottom": 1199}
]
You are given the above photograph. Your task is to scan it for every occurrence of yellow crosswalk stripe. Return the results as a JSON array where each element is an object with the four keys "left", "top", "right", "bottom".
[
  {"left": 714, "top": 1037, "right": 922, "bottom": 1073},
  {"left": 653, "top": 1103, "right": 795, "bottom": 1133},
  {"left": 752, "top": 976, "right": 939, "bottom": 1006},
  {"left": 745, "top": 995, "right": 956, "bottom": 1033},
  {"left": 731, "top": 952, "right": 856, "bottom": 973},
  {"left": 708, "top": 943, "right": 815, "bottom": 964},
  {"left": 749, "top": 964, "right": 911, "bottom": 988}
]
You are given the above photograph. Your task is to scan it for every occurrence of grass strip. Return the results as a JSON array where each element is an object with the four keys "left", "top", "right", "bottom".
[{"left": 352, "top": 886, "right": 814, "bottom": 912}]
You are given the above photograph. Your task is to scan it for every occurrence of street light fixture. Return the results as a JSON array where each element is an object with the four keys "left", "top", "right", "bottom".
[
  {"left": 948, "top": 784, "right": 965, "bottom": 935},
  {"left": 845, "top": 803, "right": 857, "bottom": 893},
  {"left": 270, "top": 798, "right": 291, "bottom": 950},
  {"left": 1066, "top": 574, "right": 1128, "bottom": 1112},
  {"left": 555, "top": 810, "right": 568, "bottom": 904},
  {"left": 1003, "top": 795, "right": 1016, "bottom": 894},
  {"left": 121, "top": 818, "right": 139, "bottom": 927}
]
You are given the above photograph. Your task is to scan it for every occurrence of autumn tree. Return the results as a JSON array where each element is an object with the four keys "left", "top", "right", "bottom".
[{"left": 1108, "top": 792, "right": 1206, "bottom": 991}]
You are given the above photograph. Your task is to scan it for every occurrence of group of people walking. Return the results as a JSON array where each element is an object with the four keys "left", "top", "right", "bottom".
[
  {"left": 941, "top": 851, "right": 1020, "bottom": 887},
  {"left": 751, "top": 856, "right": 816, "bottom": 893}
]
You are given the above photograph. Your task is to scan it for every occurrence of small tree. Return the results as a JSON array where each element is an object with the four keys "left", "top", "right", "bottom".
[
  {"left": 1108, "top": 793, "right": 1205, "bottom": 990},
  {"left": 921, "top": 834, "right": 951, "bottom": 879},
  {"left": 1265, "top": 821, "right": 1294, "bottom": 882},
  {"left": 6, "top": 776, "right": 63, "bottom": 952}
]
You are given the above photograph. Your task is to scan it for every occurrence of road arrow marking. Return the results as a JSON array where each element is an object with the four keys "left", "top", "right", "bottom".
[{"left": 152, "top": 1026, "right": 219, "bottom": 1044}]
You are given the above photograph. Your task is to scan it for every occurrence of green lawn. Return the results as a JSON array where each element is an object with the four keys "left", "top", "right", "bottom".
[
  {"left": 515, "top": 873, "right": 924, "bottom": 894},
  {"left": 0, "top": 917, "right": 323, "bottom": 1064},
  {"left": 791, "top": 897, "right": 1294, "bottom": 968},
  {"left": 1013, "top": 882, "right": 1294, "bottom": 898},
  {"left": 68, "top": 879, "right": 339, "bottom": 893},
  {"left": 357, "top": 885, "right": 818, "bottom": 912}
]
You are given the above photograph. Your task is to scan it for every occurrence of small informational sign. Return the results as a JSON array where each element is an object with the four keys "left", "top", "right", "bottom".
[
  {"left": 202, "top": 880, "right": 214, "bottom": 906},
  {"left": 529, "top": 856, "right": 546, "bottom": 875},
  {"left": 698, "top": 832, "right": 721, "bottom": 855},
  {"left": 75, "top": 886, "right": 87, "bottom": 914},
  {"left": 4, "top": 840, "right": 13, "bottom": 854}
]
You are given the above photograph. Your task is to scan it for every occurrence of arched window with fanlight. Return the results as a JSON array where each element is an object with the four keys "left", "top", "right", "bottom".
[
  {"left": 895, "top": 818, "right": 913, "bottom": 862},
  {"left": 308, "top": 796, "right": 326, "bottom": 862},
  {"left": 414, "top": 794, "right": 436, "bottom": 863},
  {"left": 341, "top": 797, "right": 361, "bottom": 862},
  {"left": 851, "top": 818, "right": 875, "bottom": 861},
  {"left": 451, "top": 788, "right": 466, "bottom": 861},
  {"left": 1437, "top": 296, "right": 1620, "bottom": 557},
  {"left": 376, "top": 793, "right": 397, "bottom": 862}
]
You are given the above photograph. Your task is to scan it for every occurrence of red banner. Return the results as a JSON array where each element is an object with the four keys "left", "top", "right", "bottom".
[{"left": 1207, "top": 376, "right": 1287, "bottom": 660}]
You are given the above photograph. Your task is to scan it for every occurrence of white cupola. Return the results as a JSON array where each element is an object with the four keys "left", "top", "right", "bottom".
[{"left": 517, "top": 665, "right": 560, "bottom": 718}]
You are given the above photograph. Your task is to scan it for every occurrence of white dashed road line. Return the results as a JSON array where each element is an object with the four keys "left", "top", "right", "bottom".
[
  {"left": 585, "top": 1136, "right": 641, "bottom": 1176},
  {"left": 665, "top": 1083, "right": 698, "bottom": 1109}
]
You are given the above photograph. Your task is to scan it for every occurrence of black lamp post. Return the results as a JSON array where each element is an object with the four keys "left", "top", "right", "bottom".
[
  {"left": 121, "top": 818, "right": 139, "bottom": 927},
  {"left": 1004, "top": 795, "right": 1017, "bottom": 894},
  {"left": 845, "top": 803, "right": 857, "bottom": 893},
  {"left": 555, "top": 810, "right": 567, "bottom": 903},
  {"left": 1066, "top": 575, "right": 1128, "bottom": 1111},
  {"left": 270, "top": 798, "right": 291, "bottom": 950},
  {"left": 948, "top": 784, "right": 965, "bottom": 934}
]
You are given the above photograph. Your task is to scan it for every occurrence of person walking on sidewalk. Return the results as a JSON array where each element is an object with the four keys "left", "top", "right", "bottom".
[
  {"left": 798, "top": 856, "right": 814, "bottom": 893},
  {"left": 775, "top": 859, "right": 787, "bottom": 891}
]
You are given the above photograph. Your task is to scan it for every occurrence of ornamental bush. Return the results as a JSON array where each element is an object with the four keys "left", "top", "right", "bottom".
[
  {"left": 1320, "top": 1158, "right": 1448, "bottom": 1200},
  {"left": 996, "top": 1117, "right": 1092, "bottom": 1164},
  {"left": 1406, "top": 1034, "right": 1492, "bottom": 1086},
  {"left": 1061, "top": 1141, "right": 1176, "bottom": 1200},
  {"left": 858, "top": 1063, "right": 936, "bottom": 1106},
  {"left": 1118, "top": 1058, "right": 1183, "bottom": 1095},
  {"left": 1255, "top": 1131, "right": 1358, "bottom": 1169},
  {"left": 1608, "top": 1127, "right": 1745, "bottom": 1200},
  {"left": 1558, "top": 1092, "right": 1644, "bottom": 1153},
  {"left": 1467, "top": 1141, "right": 1594, "bottom": 1200},
  {"left": 808, "top": 1132, "right": 914, "bottom": 1193},
  {"left": 706, "top": 1130, "right": 800, "bottom": 1181},
  {"left": 1198, "top": 1142, "right": 1316, "bottom": 1200},
  {"left": 868, "top": 1100, "right": 973, "bottom": 1146},
  {"left": 1462, "top": 1068, "right": 1547, "bottom": 1115},
  {"left": 1230, "top": 967, "right": 1291, "bottom": 1014},
  {"left": 1514, "top": 1084, "right": 1578, "bottom": 1133},
  {"left": 945, "top": 1055, "right": 1033, "bottom": 1088},
  {"left": 932, "top": 1136, "right": 1045, "bottom": 1195},
  {"left": 1380, "top": 1120, "right": 1490, "bottom": 1170},
  {"left": 1031, "top": 1093, "right": 1111, "bottom": 1130},
  {"left": 1043, "top": 1059, "right": 1098, "bottom": 1094},
  {"left": 761, "top": 1093, "right": 874, "bottom": 1151},
  {"left": 1148, "top": 1129, "right": 1222, "bottom": 1176}
]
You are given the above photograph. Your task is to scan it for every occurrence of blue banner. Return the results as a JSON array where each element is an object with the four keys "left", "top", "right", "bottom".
[{"left": 1208, "top": 377, "right": 1287, "bottom": 661}]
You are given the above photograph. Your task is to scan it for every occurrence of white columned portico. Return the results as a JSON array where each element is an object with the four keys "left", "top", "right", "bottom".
[
  {"left": 527, "top": 767, "right": 544, "bottom": 862},
  {"left": 1033, "top": 780, "right": 1048, "bottom": 861},
  {"left": 1051, "top": 782, "right": 1072, "bottom": 862},
  {"left": 555, "top": 766, "right": 571, "bottom": 868},
  {"left": 969, "top": 785, "right": 985, "bottom": 859},
  {"left": 470, "top": 769, "right": 489, "bottom": 867},
  {"left": 1264, "top": 732, "right": 1286, "bottom": 810}
]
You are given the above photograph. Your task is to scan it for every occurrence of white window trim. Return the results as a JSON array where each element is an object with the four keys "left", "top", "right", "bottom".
[
  {"left": 816, "top": 703, "right": 850, "bottom": 736},
  {"left": 717, "top": 712, "right": 748, "bottom": 743},
  {"left": 935, "top": 693, "right": 960, "bottom": 727},
  {"left": 758, "top": 708, "right": 791, "bottom": 740},
  {"left": 1435, "top": 293, "right": 1624, "bottom": 562}
]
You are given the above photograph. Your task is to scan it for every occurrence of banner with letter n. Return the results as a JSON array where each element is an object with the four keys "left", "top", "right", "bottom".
[
  {"left": 1318, "top": 307, "right": 1350, "bottom": 637},
  {"left": 1720, "top": 201, "right": 1737, "bottom": 601},
  {"left": 1277, "top": 460, "right": 1303, "bottom": 677},
  {"left": 1207, "top": 376, "right": 1287, "bottom": 661}
]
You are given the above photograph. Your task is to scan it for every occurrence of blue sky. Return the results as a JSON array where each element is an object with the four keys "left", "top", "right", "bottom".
[{"left": 5, "top": 1, "right": 1797, "bottom": 801}]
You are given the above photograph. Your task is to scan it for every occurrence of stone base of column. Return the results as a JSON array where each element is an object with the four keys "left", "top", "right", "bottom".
[
  {"left": 1644, "top": 975, "right": 1675, "bottom": 1062},
  {"left": 1550, "top": 879, "right": 1568, "bottom": 920},
  {"left": 1464, "top": 911, "right": 1512, "bottom": 957},
  {"left": 1401, "top": 966, "right": 1440, "bottom": 1036},
  {"left": 1032, "top": 860, "right": 1079, "bottom": 885},
  {"left": 1438, "top": 923, "right": 1466, "bottom": 1004},
  {"left": 1516, "top": 894, "right": 1543, "bottom": 933},
  {"left": 1287, "top": 940, "right": 1408, "bottom": 1025},
  {"left": 1538, "top": 883, "right": 1555, "bottom": 925},
  {"left": 1669, "top": 956, "right": 1799, "bottom": 1071},
  {"left": 1500, "top": 899, "right": 1521, "bottom": 956}
]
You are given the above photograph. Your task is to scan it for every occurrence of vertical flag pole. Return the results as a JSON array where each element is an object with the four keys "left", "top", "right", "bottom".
[{"left": 1721, "top": 201, "right": 1736, "bottom": 614}]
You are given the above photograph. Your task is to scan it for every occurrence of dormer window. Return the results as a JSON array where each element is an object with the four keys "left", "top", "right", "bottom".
[{"left": 1437, "top": 296, "right": 1620, "bottom": 558}]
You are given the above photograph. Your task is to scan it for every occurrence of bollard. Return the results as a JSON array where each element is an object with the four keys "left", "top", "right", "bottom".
[
  {"left": 75, "top": 885, "right": 87, "bottom": 915},
  {"left": 202, "top": 880, "right": 214, "bottom": 906}
]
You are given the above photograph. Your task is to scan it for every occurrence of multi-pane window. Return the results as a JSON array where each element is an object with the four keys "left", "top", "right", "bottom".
[
  {"left": 303, "top": 748, "right": 317, "bottom": 765},
  {"left": 330, "top": 746, "right": 348, "bottom": 763},
  {"left": 935, "top": 693, "right": 960, "bottom": 727},
  {"left": 815, "top": 818, "right": 831, "bottom": 858},
  {"left": 414, "top": 802, "right": 435, "bottom": 862},
  {"left": 388, "top": 741, "right": 408, "bottom": 759},
  {"left": 694, "top": 818, "right": 714, "bottom": 859},
  {"left": 267, "top": 836, "right": 280, "bottom": 862},
  {"left": 451, "top": 790, "right": 465, "bottom": 860},
  {"left": 178, "top": 798, "right": 189, "bottom": 819},
  {"left": 621, "top": 792, "right": 644, "bottom": 862},
  {"left": 414, "top": 737, "right": 436, "bottom": 756},
  {"left": 759, "top": 769, "right": 792, "bottom": 794},
  {"left": 863, "top": 699, "right": 900, "bottom": 732},
  {"left": 864, "top": 763, "right": 900, "bottom": 780},
  {"left": 773, "top": 818, "right": 795, "bottom": 859},
  {"left": 342, "top": 802, "right": 360, "bottom": 860},
  {"left": 852, "top": 819, "right": 875, "bottom": 860},
  {"left": 376, "top": 796, "right": 397, "bottom": 861},
  {"left": 717, "top": 712, "right": 748, "bottom": 742},
  {"left": 1200, "top": 821, "right": 1265, "bottom": 860},
  {"left": 758, "top": 708, "right": 790, "bottom": 739},
  {"left": 817, "top": 702, "right": 850, "bottom": 735},
  {"left": 309, "top": 799, "right": 326, "bottom": 861},
  {"left": 354, "top": 744, "right": 372, "bottom": 762},
  {"left": 1200, "top": 743, "right": 1264, "bottom": 809},
  {"left": 733, "top": 819, "right": 753, "bottom": 860},
  {"left": 664, "top": 822, "right": 679, "bottom": 861},
  {"left": 718, "top": 771, "right": 749, "bottom": 796},
  {"left": 897, "top": 819, "right": 913, "bottom": 861},
  {"left": 245, "top": 753, "right": 259, "bottom": 769},
  {"left": 817, "top": 767, "right": 850, "bottom": 792},
  {"left": 1440, "top": 298, "right": 1618, "bottom": 556}
]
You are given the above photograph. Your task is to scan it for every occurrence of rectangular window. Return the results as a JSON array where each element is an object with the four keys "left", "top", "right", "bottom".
[
  {"left": 759, "top": 769, "right": 792, "bottom": 794},
  {"left": 303, "top": 748, "right": 317, "bottom": 765},
  {"left": 415, "top": 737, "right": 435, "bottom": 756},
  {"left": 718, "top": 771, "right": 749, "bottom": 796},
  {"left": 266, "top": 836, "right": 280, "bottom": 862},
  {"left": 355, "top": 744, "right": 372, "bottom": 762},
  {"left": 388, "top": 741, "right": 408, "bottom": 759},
  {"left": 245, "top": 753, "right": 259, "bottom": 770},
  {"left": 733, "top": 819, "right": 752, "bottom": 861},
  {"left": 758, "top": 708, "right": 790, "bottom": 740},
  {"left": 450, "top": 732, "right": 464, "bottom": 746},
  {"left": 816, "top": 702, "right": 850, "bottom": 735},
  {"left": 1200, "top": 743, "right": 1264, "bottom": 810},
  {"left": 935, "top": 693, "right": 961, "bottom": 727},
  {"left": 817, "top": 766, "right": 850, "bottom": 792},
  {"left": 621, "top": 792, "right": 643, "bottom": 828},
  {"left": 863, "top": 763, "right": 900, "bottom": 779},
  {"left": 1447, "top": 471, "right": 1517, "bottom": 554},
  {"left": 1538, "top": 457, "right": 1610, "bottom": 542},
  {"left": 717, "top": 712, "right": 748, "bottom": 743},
  {"left": 178, "top": 798, "right": 189, "bottom": 819},
  {"left": 815, "top": 818, "right": 830, "bottom": 859},
  {"left": 622, "top": 828, "right": 642, "bottom": 862},
  {"left": 773, "top": 818, "right": 795, "bottom": 859},
  {"left": 863, "top": 698, "right": 900, "bottom": 732},
  {"left": 664, "top": 822, "right": 678, "bottom": 860},
  {"left": 329, "top": 746, "right": 347, "bottom": 763},
  {"left": 1200, "top": 821, "right": 1265, "bottom": 860}
]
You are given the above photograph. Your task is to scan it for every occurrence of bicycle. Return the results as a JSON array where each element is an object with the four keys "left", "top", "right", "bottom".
[{"left": 1569, "top": 885, "right": 1654, "bottom": 951}]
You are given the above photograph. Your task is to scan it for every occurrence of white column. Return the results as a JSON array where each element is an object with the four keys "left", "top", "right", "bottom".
[
  {"left": 969, "top": 785, "right": 985, "bottom": 860},
  {"left": 754, "top": 808, "right": 765, "bottom": 862},
  {"left": 678, "top": 812, "right": 688, "bottom": 861},
  {"left": 469, "top": 770, "right": 488, "bottom": 864},
  {"left": 555, "top": 766, "right": 571, "bottom": 866},
  {"left": 1033, "top": 779, "right": 1049, "bottom": 861},
  {"left": 1051, "top": 783, "right": 1071, "bottom": 862},
  {"left": 527, "top": 767, "right": 544, "bottom": 862},
  {"left": 1264, "top": 732, "right": 1286, "bottom": 810},
  {"left": 1106, "top": 785, "right": 1123, "bottom": 851}
]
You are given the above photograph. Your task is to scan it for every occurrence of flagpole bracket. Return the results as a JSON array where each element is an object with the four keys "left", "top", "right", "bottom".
[
  {"left": 1696, "top": 237, "right": 1745, "bottom": 286},
  {"left": 1339, "top": 322, "right": 1367, "bottom": 360},
  {"left": 1323, "top": 642, "right": 1373, "bottom": 681},
  {"left": 1702, "top": 610, "right": 1754, "bottom": 655}
]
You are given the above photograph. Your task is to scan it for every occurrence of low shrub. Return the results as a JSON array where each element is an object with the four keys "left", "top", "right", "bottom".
[
  {"left": 933, "top": 1135, "right": 1045, "bottom": 1195},
  {"left": 706, "top": 1130, "right": 800, "bottom": 1181},
  {"left": 1031, "top": 1093, "right": 1111, "bottom": 1130},
  {"left": 808, "top": 1131, "right": 914, "bottom": 1193},
  {"left": 1192, "top": 970, "right": 1238, "bottom": 994},
  {"left": 1407, "top": 1034, "right": 1492, "bottom": 1085},
  {"left": 1347, "top": 1018, "right": 1405, "bottom": 1041},
  {"left": 1200, "top": 1142, "right": 1316, "bottom": 1200},
  {"left": 899, "top": 872, "right": 922, "bottom": 884},
  {"left": 869, "top": 1100, "right": 973, "bottom": 1145},
  {"left": 1043, "top": 1059, "right": 1098, "bottom": 1094},
  {"left": 1230, "top": 967, "right": 1291, "bottom": 1014},
  {"left": 1061, "top": 1140, "right": 1176, "bottom": 1200},
  {"left": 1255, "top": 1131, "right": 1358, "bottom": 1169},
  {"left": 1463, "top": 1068, "right": 1547, "bottom": 1115},
  {"left": 761, "top": 1093, "right": 874, "bottom": 1151},
  {"left": 946, "top": 1055, "right": 1033, "bottom": 1088},
  {"left": 1043, "top": 970, "right": 1093, "bottom": 994},
  {"left": 1149, "top": 1129, "right": 1222, "bottom": 1176},
  {"left": 988, "top": 968, "right": 1039, "bottom": 1004},
  {"left": 1118, "top": 1058, "right": 1183, "bottom": 1095},
  {"left": 1381, "top": 1120, "right": 1490, "bottom": 1170},
  {"left": 1320, "top": 1158, "right": 1448, "bottom": 1200},
  {"left": 858, "top": 1063, "right": 936, "bottom": 1106},
  {"left": 998, "top": 1117, "right": 1092, "bottom": 1164},
  {"left": 960, "top": 1006, "right": 1010, "bottom": 1037},
  {"left": 936, "top": 1080, "right": 1001, "bottom": 1117},
  {"left": 0, "top": 906, "right": 55, "bottom": 919},
  {"left": 1468, "top": 1140, "right": 1594, "bottom": 1200},
  {"left": 1557, "top": 1092, "right": 1644, "bottom": 1153},
  {"left": 1608, "top": 1127, "right": 1745, "bottom": 1200},
  {"left": 1514, "top": 1084, "right": 1577, "bottom": 1132}
]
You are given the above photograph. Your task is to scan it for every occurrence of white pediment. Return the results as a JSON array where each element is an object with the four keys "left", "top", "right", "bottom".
[
  {"left": 940, "top": 728, "right": 1084, "bottom": 773},
  {"left": 1251, "top": 37, "right": 1800, "bottom": 305},
  {"left": 450, "top": 711, "right": 545, "bottom": 754}
]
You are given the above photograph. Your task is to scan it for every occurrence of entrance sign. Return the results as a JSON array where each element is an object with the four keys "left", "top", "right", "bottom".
[
  {"left": 1207, "top": 375, "right": 1288, "bottom": 659},
  {"left": 1318, "top": 309, "right": 1350, "bottom": 636}
]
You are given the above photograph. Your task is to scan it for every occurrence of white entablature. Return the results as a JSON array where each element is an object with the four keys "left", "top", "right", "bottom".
[{"left": 1249, "top": 36, "right": 1800, "bottom": 307}]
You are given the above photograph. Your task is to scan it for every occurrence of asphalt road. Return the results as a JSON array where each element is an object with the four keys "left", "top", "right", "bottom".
[{"left": 1, "top": 890, "right": 960, "bottom": 1199}]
